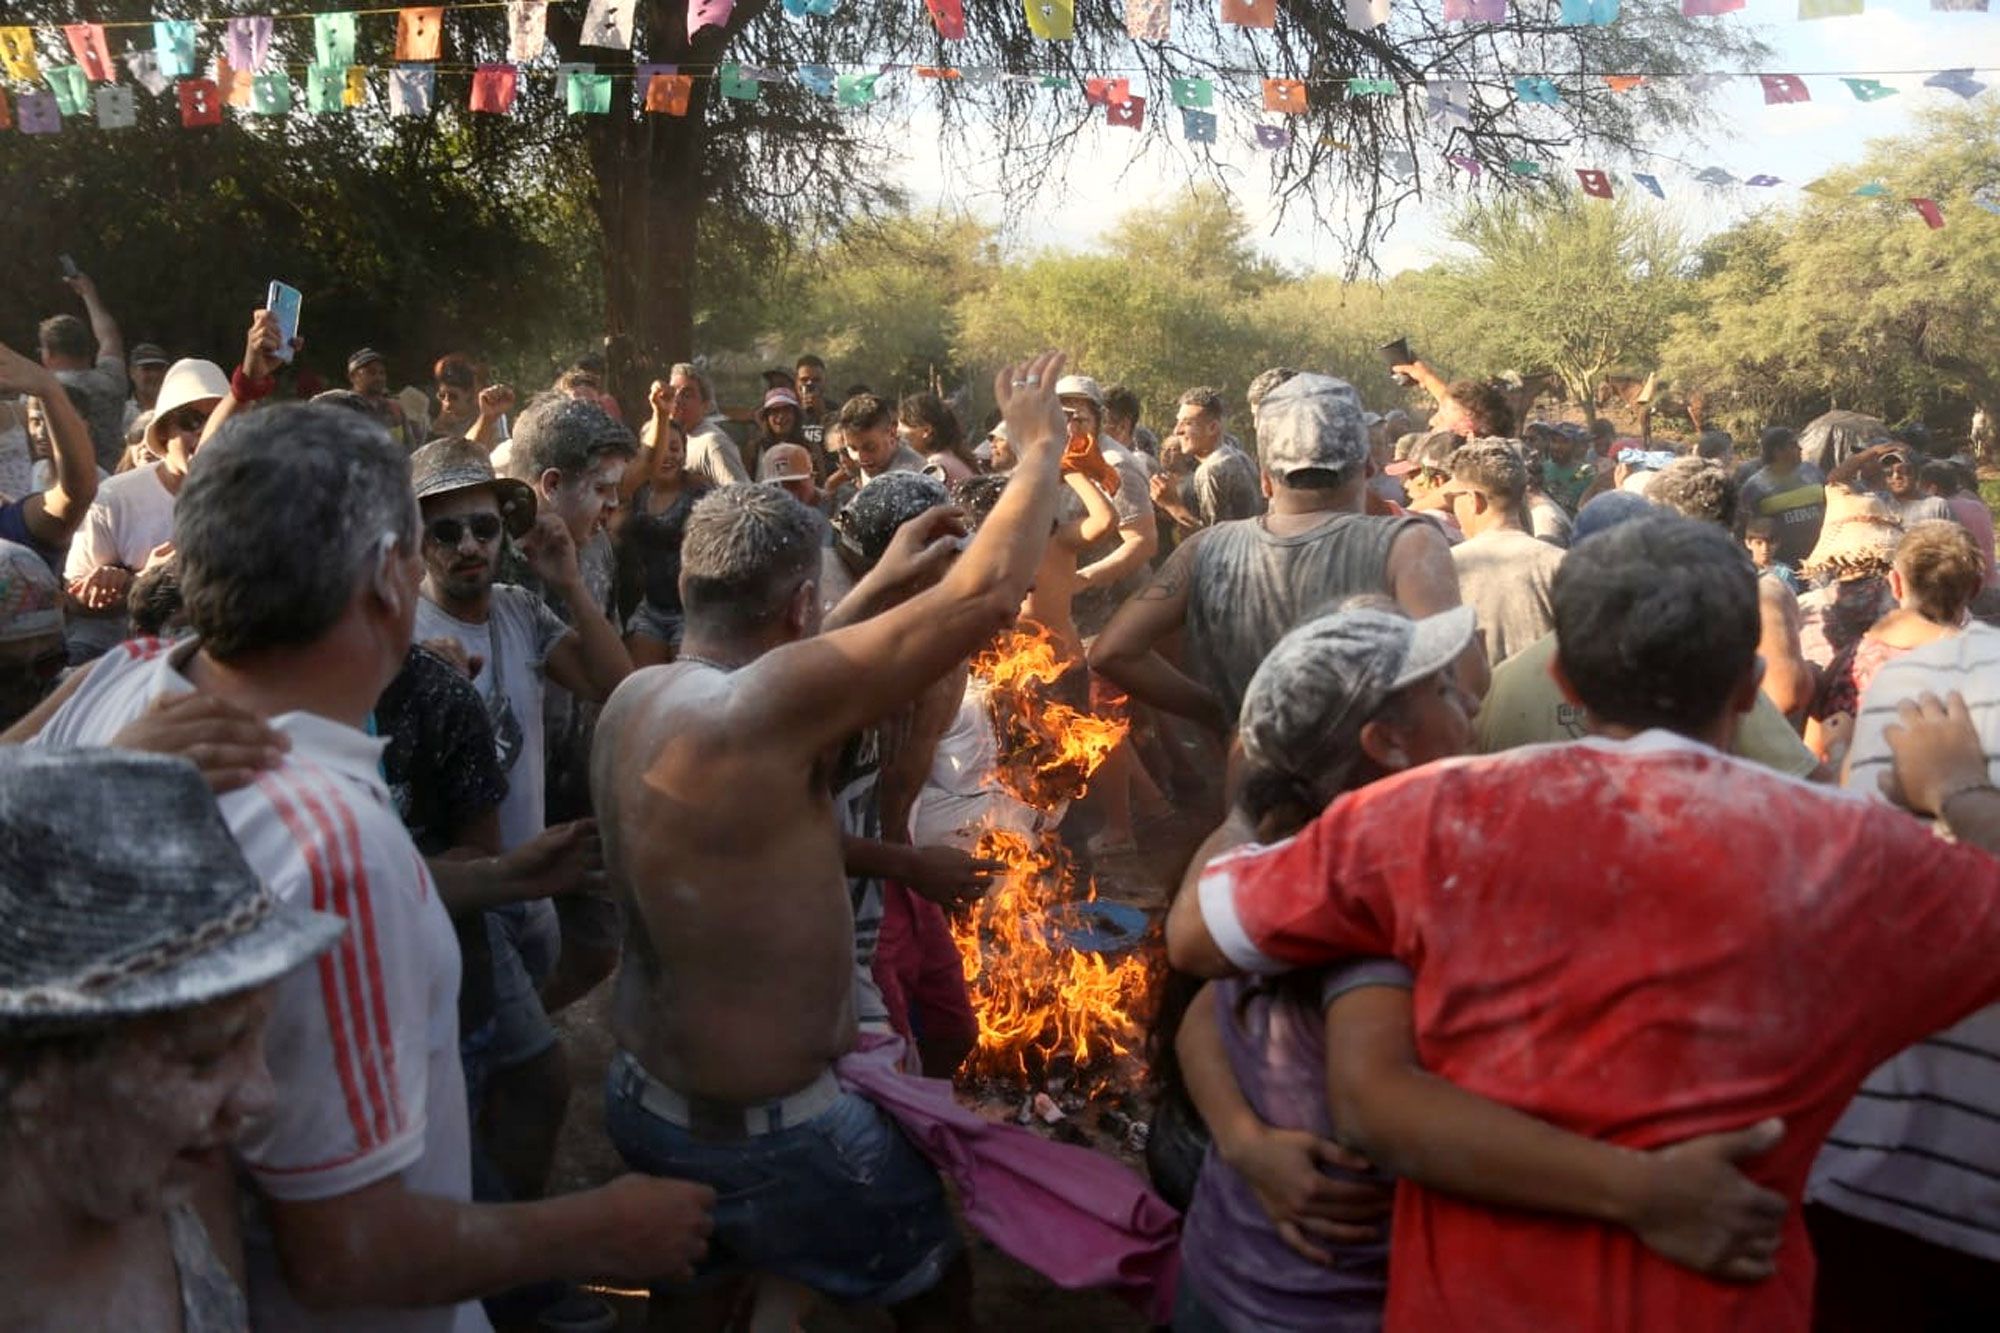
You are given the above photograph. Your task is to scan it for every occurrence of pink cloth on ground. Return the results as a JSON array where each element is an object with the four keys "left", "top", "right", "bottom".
[{"left": 835, "top": 1033, "right": 1181, "bottom": 1323}]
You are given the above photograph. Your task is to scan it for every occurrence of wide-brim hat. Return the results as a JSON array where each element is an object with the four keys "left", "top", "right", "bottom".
[
  {"left": 0, "top": 750, "right": 344, "bottom": 1031},
  {"left": 409, "top": 438, "right": 537, "bottom": 538},
  {"left": 1801, "top": 488, "right": 1903, "bottom": 580},
  {"left": 143, "top": 358, "right": 230, "bottom": 454}
]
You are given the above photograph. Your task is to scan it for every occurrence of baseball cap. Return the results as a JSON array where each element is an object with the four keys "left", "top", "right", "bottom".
[
  {"left": 759, "top": 387, "right": 802, "bottom": 416},
  {"left": 758, "top": 443, "right": 813, "bottom": 485},
  {"left": 1239, "top": 604, "right": 1478, "bottom": 791},
  {"left": 1383, "top": 429, "right": 1461, "bottom": 478},
  {"left": 127, "top": 342, "right": 170, "bottom": 367},
  {"left": 346, "top": 348, "right": 385, "bottom": 376},
  {"left": 1053, "top": 375, "right": 1105, "bottom": 407},
  {"left": 1254, "top": 372, "right": 1368, "bottom": 482},
  {"left": 0, "top": 539, "right": 61, "bottom": 643}
]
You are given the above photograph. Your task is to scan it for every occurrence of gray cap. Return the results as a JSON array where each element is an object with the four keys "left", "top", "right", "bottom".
[
  {"left": 0, "top": 750, "right": 345, "bottom": 1032},
  {"left": 1384, "top": 429, "right": 1462, "bottom": 478},
  {"left": 1254, "top": 372, "right": 1369, "bottom": 482},
  {"left": 1239, "top": 605, "right": 1477, "bottom": 795},
  {"left": 409, "top": 438, "right": 538, "bottom": 538},
  {"left": 127, "top": 342, "right": 170, "bottom": 367},
  {"left": 1054, "top": 374, "right": 1105, "bottom": 408}
]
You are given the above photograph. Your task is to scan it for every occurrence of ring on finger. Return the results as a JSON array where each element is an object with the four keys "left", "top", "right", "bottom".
[
  {"left": 1025, "top": 375, "right": 1042, "bottom": 386},
  {"left": 1011, "top": 379, "right": 1028, "bottom": 387}
]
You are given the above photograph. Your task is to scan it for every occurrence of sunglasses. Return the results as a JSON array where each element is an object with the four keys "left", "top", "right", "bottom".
[
  {"left": 425, "top": 513, "right": 504, "bottom": 546},
  {"left": 165, "top": 406, "right": 208, "bottom": 434}
]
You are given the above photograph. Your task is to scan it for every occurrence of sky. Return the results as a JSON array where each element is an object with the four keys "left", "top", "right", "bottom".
[{"left": 892, "top": 0, "right": 1999, "bottom": 275}]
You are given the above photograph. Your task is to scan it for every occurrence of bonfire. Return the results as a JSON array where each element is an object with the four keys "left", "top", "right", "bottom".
[{"left": 951, "top": 624, "right": 1150, "bottom": 1088}]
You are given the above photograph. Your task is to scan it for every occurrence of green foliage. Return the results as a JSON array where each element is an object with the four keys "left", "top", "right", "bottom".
[
  {"left": 1663, "top": 104, "right": 2000, "bottom": 439},
  {"left": 1424, "top": 190, "right": 1692, "bottom": 418}
]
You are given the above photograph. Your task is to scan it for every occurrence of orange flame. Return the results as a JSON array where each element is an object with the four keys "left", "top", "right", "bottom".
[{"left": 951, "top": 623, "right": 1146, "bottom": 1082}]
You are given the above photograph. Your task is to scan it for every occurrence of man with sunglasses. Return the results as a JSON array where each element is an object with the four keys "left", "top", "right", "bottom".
[
  {"left": 1876, "top": 446, "right": 1954, "bottom": 529},
  {"left": 63, "top": 356, "right": 228, "bottom": 662},
  {"left": 409, "top": 439, "right": 633, "bottom": 1212}
]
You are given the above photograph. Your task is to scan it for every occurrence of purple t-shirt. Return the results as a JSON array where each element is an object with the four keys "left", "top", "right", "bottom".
[{"left": 1179, "top": 959, "right": 1413, "bottom": 1332}]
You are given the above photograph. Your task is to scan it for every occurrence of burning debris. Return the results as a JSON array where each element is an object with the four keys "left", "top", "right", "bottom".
[{"left": 950, "top": 623, "right": 1151, "bottom": 1102}]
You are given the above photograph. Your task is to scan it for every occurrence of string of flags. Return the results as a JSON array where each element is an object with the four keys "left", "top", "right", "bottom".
[{"left": 1, "top": 2, "right": 1994, "bottom": 226}]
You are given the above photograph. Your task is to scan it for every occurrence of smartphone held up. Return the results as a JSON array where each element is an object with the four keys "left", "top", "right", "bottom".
[{"left": 266, "top": 281, "right": 303, "bottom": 364}]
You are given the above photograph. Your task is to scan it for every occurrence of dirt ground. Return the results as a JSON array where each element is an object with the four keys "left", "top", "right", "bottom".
[{"left": 541, "top": 795, "right": 1213, "bottom": 1332}]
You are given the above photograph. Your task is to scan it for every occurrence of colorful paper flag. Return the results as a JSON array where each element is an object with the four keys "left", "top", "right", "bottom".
[
  {"left": 915, "top": 66, "right": 961, "bottom": 80},
  {"left": 1576, "top": 168, "right": 1613, "bottom": 198},
  {"left": 1444, "top": 0, "right": 1506, "bottom": 19},
  {"left": 1, "top": 28, "right": 40, "bottom": 82},
  {"left": 1170, "top": 77, "right": 1213, "bottom": 108},
  {"left": 93, "top": 83, "right": 134, "bottom": 127},
  {"left": 1841, "top": 78, "right": 1897, "bottom": 102},
  {"left": 1506, "top": 160, "right": 1542, "bottom": 176},
  {"left": 1126, "top": 0, "right": 1171, "bottom": 40},
  {"left": 227, "top": 17, "right": 274, "bottom": 73},
  {"left": 1603, "top": 74, "right": 1644, "bottom": 93},
  {"left": 1681, "top": 0, "right": 1744, "bottom": 13},
  {"left": 1026, "top": 0, "right": 1077, "bottom": 39},
  {"left": 64, "top": 25, "right": 114, "bottom": 82},
  {"left": 1852, "top": 182, "right": 1887, "bottom": 196},
  {"left": 565, "top": 70, "right": 611, "bottom": 114},
  {"left": 178, "top": 77, "right": 221, "bottom": 127},
  {"left": 1633, "top": 172, "right": 1665, "bottom": 197},
  {"left": 1925, "top": 68, "right": 1986, "bottom": 98},
  {"left": 1759, "top": 74, "right": 1810, "bottom": 104},
  {"left": 1447, "top": 153, "right": 1482, "bottom": 178},
  {"left": 1694, "top": 167, "right": 1737, "bottom": 186},
  {"left": 306, "top": 65, "right": 343, "bottom": 113},
  {"left": 45, "top": 66, "right": 89, "bottom": 117},
  {"left": 504, "top": 2, "right": 547, "bottom": 60},
  {"left": 1264, "top": 78, "right": 1308, "bottom": 114},
  {"left": 19, "top": 91, "right": 60, "bottom": 134},
  {"left": 471, "top": 65, "right": 517, "bottom": 113},
  {"left": 1347, "top": 0, "right": 1393, "bottom": 27},
  {"left": 1384, "top": 150, "right": 1417, "bottom": 180},
  {"left": 220, "top": 58, "right": 257, "bottom": 108},
  {"left": 1560, "top": 0, "right": 1620, "bottom": 22},
  {"left": 344, "top": 66, "right": 368, "bottom": 107},
  {"left": 1427, "top": 79, "right": 1473, "bottom": 127},
  {"left": 125, "top": 51, "right": 168, "bottom": 96},
  {"left": 583, "top": 0, "right": 638, "bottom": 48},
  {"left": 156, "top": 21, "right": 198, "bottom": 80},
  {"left": 1514, "top": 76, "right": 1560, "bottom": 104},
  {"left": 1181, "top": 107, "right": 1217, "bottom": 142},
  {"left": 795, "top": 64, "right": 835, "bottom": 95},
  {"left": 1220, "top": 0, "right": 1277, "bottom": 28},
  {"left": 390, "top": 65, "right": 434, "bottom": 115},
  {"left": 1909, "top": 197, "right": 1944, "bottom": 229},
  {"left": 689, "top": 0, "right": 736, "bottom": 35},
  {"left": 1970, "top": 185, "right": 2000, "bottom": 215},
  {"left": 1746, "top": 174, "right": 1782, "bottom": 187},
  {"left": 0, "top": 93, "right": 11, "bottom": 131},
  {"left": 1931, "top": 0, "right": 1988, "bottom": 8},
  {"left": 396, "top": 8, "right": 444, "bottom": 63},
  {"left": 720, "top": 63, "right": 760, "bottom": 101},
  {"left": 1106, "top": 93, "right": 1145, "bottom": 129},
  {"left": 1254, "top": 124, "right": 1291, "bottom": 150},
  {"left": 646, "top": 72, "right": 693, "bottom": 114},
  {"left": 836, "top": 72, "right": 880, "bottom": 107},
  {"left": 1084, "top": 78, "right": 1131, "bottom": 106},
  {"left": 1348, "top": 76, "right": 1397, "bottom": 96},
  {"left": 1799, "top": 0, "right": 1862, "bottom": 15},
  {"left": 314, "top": 14, "right": 356, "bottom": 69},
  {"left": 251, "top": 70, "right": 291, "bottom": 115},
  {"left": 926, "top": 0, "right": 967, "bottom": 39}
]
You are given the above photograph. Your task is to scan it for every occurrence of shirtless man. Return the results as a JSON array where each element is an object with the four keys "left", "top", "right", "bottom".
[{"left": 591, "top": 353, "right": 1072, "bottom": 1328}]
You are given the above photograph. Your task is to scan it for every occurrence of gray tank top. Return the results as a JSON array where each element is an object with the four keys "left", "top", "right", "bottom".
[
  {"left": 1185, "top": 512, "right": 1420, "bottom": 723},
  {"left": 166, "top": 1201, "right": 249, "bottom": 1333}
]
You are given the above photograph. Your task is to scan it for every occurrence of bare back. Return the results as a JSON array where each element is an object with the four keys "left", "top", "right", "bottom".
[{"left": 593, "top": 661, "right": 857, "bottom": 1103}]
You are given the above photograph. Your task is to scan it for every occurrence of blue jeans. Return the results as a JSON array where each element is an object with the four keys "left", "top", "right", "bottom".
[
  {"left": 460, "top": 899, "right": 561, "bottom": 1106},
  {"left": 604, "top": 1051, "right": 959, "bottom": 1305}
]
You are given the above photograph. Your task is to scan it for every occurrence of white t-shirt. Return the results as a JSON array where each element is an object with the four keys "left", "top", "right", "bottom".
[
  {"left": 31, "top": 638, "right": 487, "bottom": 1333},
  {"left": 414, "top": 586, "right": 572, "bottom": 851},
  {"left": 63, "top": 461, "right": 177, "bottom": 581}
]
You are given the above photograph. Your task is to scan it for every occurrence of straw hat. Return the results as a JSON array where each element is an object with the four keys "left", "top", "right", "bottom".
[{"left": 1800, "top": 486, "right": 1903, "bottom": 581}]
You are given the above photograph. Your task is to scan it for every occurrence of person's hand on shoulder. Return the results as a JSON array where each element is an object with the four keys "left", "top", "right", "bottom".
[
  {"left": 1881, "top": 691, "right": 1988, "bottom": 816},
  {"left": 111, "top": 692, "right": 290, "bottom": 793}
]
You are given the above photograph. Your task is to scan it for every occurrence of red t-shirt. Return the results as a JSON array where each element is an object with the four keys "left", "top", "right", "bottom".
[{"left": 1196, "top": 732, "right": 2000, "bottom": 1332}]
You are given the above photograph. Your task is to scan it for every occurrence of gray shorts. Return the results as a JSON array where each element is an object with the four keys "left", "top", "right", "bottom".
[
  {"left": 460, "top": 899, "right": 561, "bottom": 1102},
  {"left": 626, "top": 600, "right": 684, "bottom": 647}
]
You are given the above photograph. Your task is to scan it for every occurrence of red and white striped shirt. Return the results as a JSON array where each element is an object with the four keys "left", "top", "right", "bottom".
[{"left": 33, "top": 637, "right": 485, "bottom": 1333}]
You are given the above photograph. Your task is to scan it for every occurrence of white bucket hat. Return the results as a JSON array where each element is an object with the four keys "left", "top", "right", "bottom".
[{"left": 143, "top": 358, "right": 231, "bottom": 454}]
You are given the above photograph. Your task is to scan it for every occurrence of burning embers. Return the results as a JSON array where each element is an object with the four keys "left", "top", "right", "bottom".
[{"left": 951, "top": 624, "right": 1148, "bottom": 1087}]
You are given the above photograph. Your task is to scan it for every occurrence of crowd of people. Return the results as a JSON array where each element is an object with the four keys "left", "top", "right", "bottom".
[{"left": 4, "top": 270, "right": 2000, "bottom": 1333}]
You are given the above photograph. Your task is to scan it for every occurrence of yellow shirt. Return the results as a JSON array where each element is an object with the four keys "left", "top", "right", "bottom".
[{"left": 1474, "top": 631, "right": 1818, "bottom": 778}]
